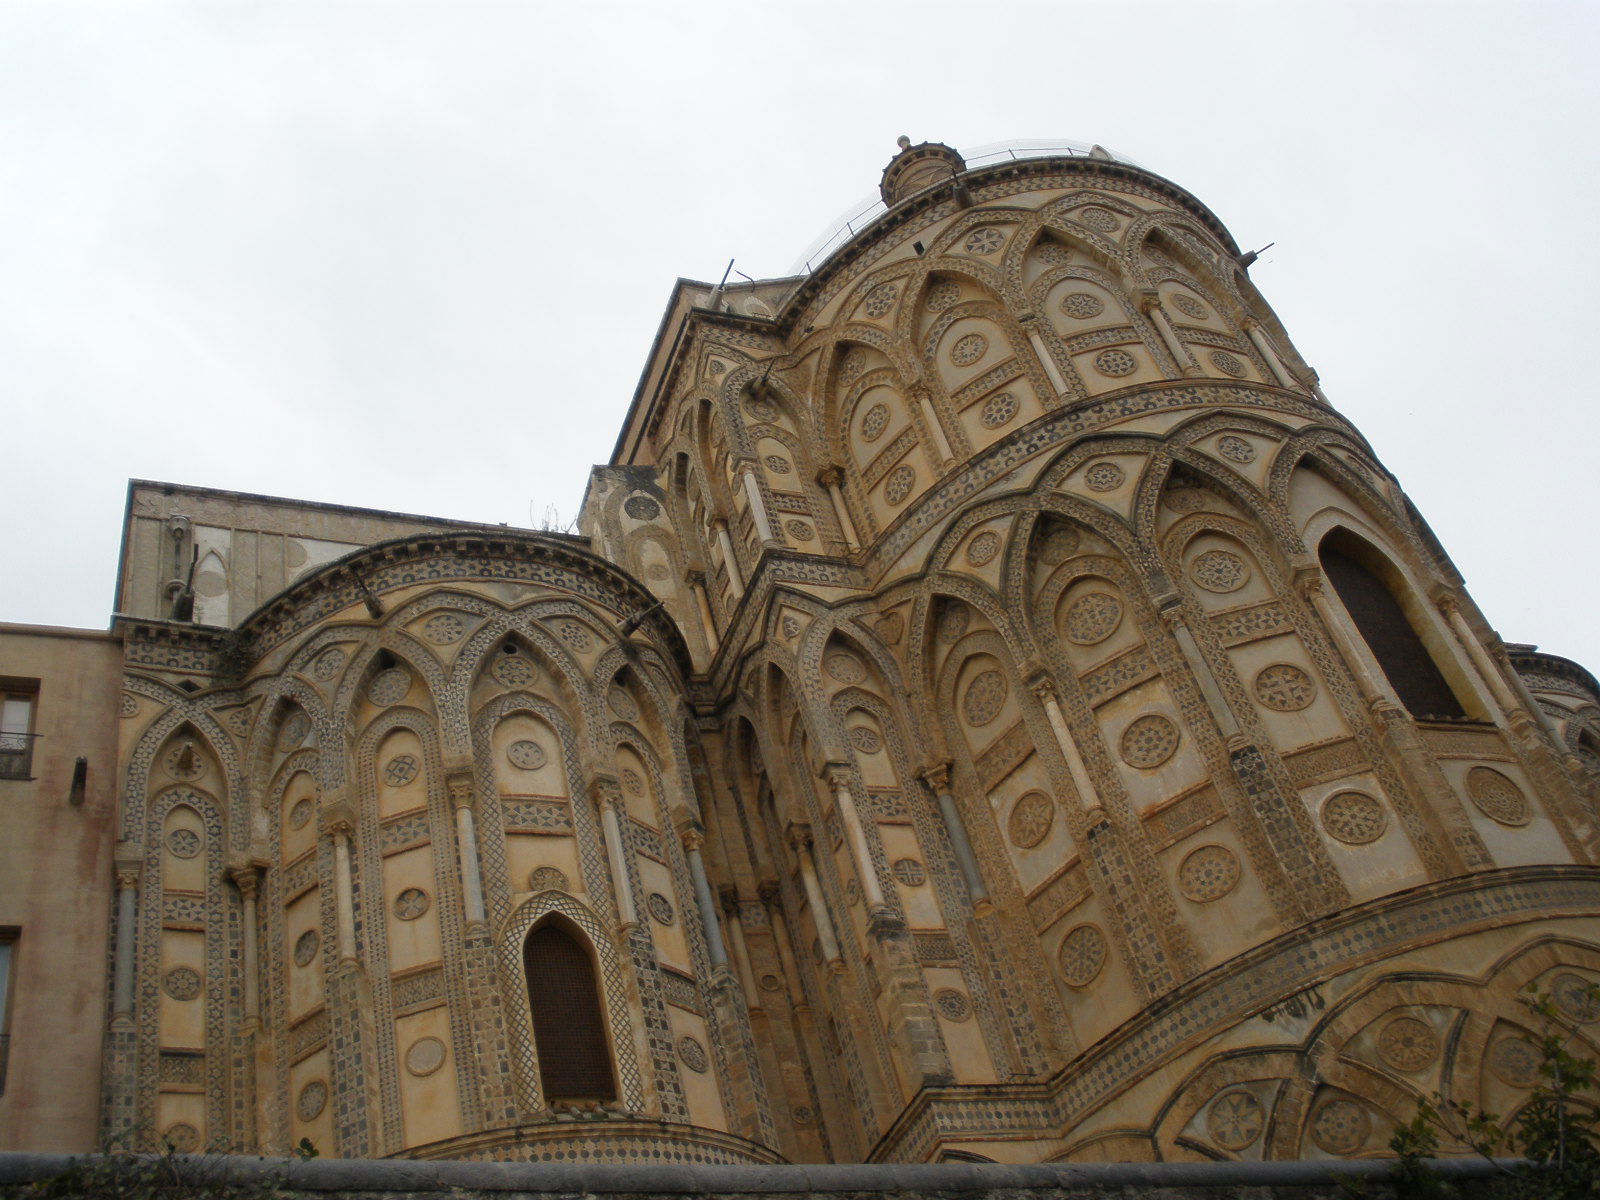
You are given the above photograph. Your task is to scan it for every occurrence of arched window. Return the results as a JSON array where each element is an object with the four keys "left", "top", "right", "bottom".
[
  {"left": 523, "top": 919, "right": 616, "bottom": 1102},
  {"left": 1319, "top": 536, "right": 1466, "bottom": 720}
]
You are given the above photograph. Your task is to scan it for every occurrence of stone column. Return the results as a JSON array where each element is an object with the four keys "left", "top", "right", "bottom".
[
  {"left": 1156, "top": 595, "right": 1241, "bottom": 739},
  {"left": 681, "top": 825, "right": 729, "bottom": 968},
  {"left": 911, "top": 383, "right": 956, "bottom": 467},
  {"left": 1027, "top": 673, "right": 1103, "bottom": 808},
  {"left": 686, "top": 570, "right": 719, "bottom": 654},
  {"left": 1243, "top": 318, "right": 1299, "bottom": 389},
  {"left": 1017, "top": 312, "right": 1071, "bottom": 394},
  {"left": 1141, "top": 290, "right": 1201, "bottom": 376},
  {"left": 787, "top": 825, "right": 841, "bottom": 967},
  {"left": 592, "top": 774, "right": 638, "bottom": 929},
  {"left": 823, "top": 761, "right": 886, "bottom": 915},
  {"left": 1435, "top": 591, "right": 1520, "bottom": 717},
  {"left": 817, "top": 467, "right": 860, "bottom": 552},
  {"left": 739, "top": 464, "right": 780, "bottom": 548},
  {"left": 919, "top": 761, "right": 988, "bottom": 907},
  {"left": 324, "top": 806, "right": 359, "bottom": 964},
  {"left": 229, "top": 862, "right": 263, "bottom": 1024},
  {"left": 447, "top": 771, "right": 487, "bottom": 929},
  {"left": 713, "top": 519, "right": 744, "bottom": 598},
  {"left": 720, "top": 888, "right": 761, "bottom": 1006},
  {"left": 112, "top": 858, "right": 141, "bottom": 1023}
]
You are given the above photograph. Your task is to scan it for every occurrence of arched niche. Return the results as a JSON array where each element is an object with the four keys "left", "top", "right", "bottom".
[{"left": 522, "top": 915, "right": 618, "bottom": 1105}]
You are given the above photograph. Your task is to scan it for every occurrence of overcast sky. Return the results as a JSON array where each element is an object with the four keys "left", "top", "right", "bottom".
[{"left": 3, "top": 1, "right": 1596, "bottom": 675}]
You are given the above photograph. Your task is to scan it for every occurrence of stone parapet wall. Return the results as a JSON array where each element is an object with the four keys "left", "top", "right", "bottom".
[{"left": 0, "top": 1153, "right": 1519, "bottom": 1198}]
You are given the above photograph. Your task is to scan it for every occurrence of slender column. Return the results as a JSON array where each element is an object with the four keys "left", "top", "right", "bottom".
[
  {"left": 758, "top": 880, "right": 807, "bottom": 1007},
  {"left": 325, "top": 808, "right": 359, "bottom": 963},
  {"left": 787, "top": 825, "right": 841, "bottom": 966},
  {"left": 1436, "top": 592, "right": 1521, "bottom": 717},
  {"left": 818, "top": 467, "right": 860, "bottom": 552},
  {"left": 1018, "top": 313, "right": 1070, "bottom": 394},
  {"left": 1295, "top": 565, "right": 1401, "bottom": 709},
  {"left": 1243, "top": 318, "right": 1299, "bottom": 389},
  {"left": 112, "top": 859, "right": 141, "bottom": 1023},
  {"left": 713, "top": 519, "right": 744, "bottom": 598},
  {"left": 591, "top": 775, "right": 638, "bottom": 929},
  {"left": 740, "top": 465, "right": 780, "bottom": 547},
  {"left": 919, "top": 761, "right": 988, "bottom": 906},
  {"left": 1028, "top": 674, "right": 1103, "bottom": 807},
  {"left": 686, "top": 570, "right": 719, "bottom": 653},
  {"left": 824, "top": 762, "right": 886, "bottom": 914},
  {"left": 229, "top": 863, "right": 263, "bottom": 1024},
  {"left": 447, "top": 772, "right": 487, "bottom": 928},
  {"left": 1157, "top": 596, "right": 1242, "bottom": 739},
  {"left": 719, "top": 888, "right": 761, "bottom": 1005},
  {"left": 911, "top": 384, "right": 956, "bottom": 466},
  {"left": 681, "top": 826, "right": 729, "bottom": 968},
  {"left": 1141, "top": 290, "right": 1201, "bottom": 376}
]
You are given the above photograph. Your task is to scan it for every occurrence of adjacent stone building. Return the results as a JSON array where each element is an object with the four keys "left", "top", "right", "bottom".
[{"left": 4, "top": 137, "right": 1599, "bottom": 1167}]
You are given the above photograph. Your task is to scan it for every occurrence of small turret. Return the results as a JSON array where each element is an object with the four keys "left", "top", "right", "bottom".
[{"left": 878, "top": 135, "right": 966, "bottom": 206}]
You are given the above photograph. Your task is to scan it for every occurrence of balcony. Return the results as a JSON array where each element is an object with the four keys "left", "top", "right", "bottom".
[{"left": 0, "top": 733, "right": 37, "bottom": 781}]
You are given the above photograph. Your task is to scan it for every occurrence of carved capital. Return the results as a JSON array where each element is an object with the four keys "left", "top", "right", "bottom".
[
  {"left": 444, "top": 768, "right": 476, "bottom": 811},
  {"left": 786, "top": 822, "right": 814, "bottom": 853},
  {"left": 114, "top": 856, "right": 142, "bottom": 891},
  {"left": 680, "top": 825, "right": 705, "bottom": 853},
  {"left": 718, "top": 885, "right": 741, "bottom": 915},
  {"left": 822, "top": 761, "right": 854, "bottom": 792},
  {"left": 1025, "top": 669, "right": 1058, "bottom": 706},
  {"left": 816, "top": 466, "right": 843, "bottom": 489},
  {"left": 1290, "top": 560, "right": 1324, "bottom": 599},
  {"left": 1153, "top": 590, "right": 1186, "bottom": 624},
  {"left": 757, "top": 878, "right": 783, "bottom": 907},
  {"left": 1431, "top": 586, "right": 1461, "bottom": 616},
  {"left": 321, "top": 803, "right": 357, "bottom": 839},
  {"left": 1137, "top": 287, "right": 1163, "bottom": 314},
  {"left": 918, "top": 760, "right": 952, "bottom": 795},
  {"left": 685, "top": 569, "right": 707, "bottom": 589},
  {"left": 227, "top": 860, "right": 261, "bottom": 899},
  {"left": 589, "top": 772, "right": 623, "bottom": 810}
]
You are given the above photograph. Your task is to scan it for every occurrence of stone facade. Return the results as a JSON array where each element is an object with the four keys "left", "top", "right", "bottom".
[{"left": 4, "top": 138, "right": 1598, "bottom": 1165}]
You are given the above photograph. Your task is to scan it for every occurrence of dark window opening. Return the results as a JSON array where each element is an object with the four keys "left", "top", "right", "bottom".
[
  {"left": 523, "top": 920, "right": 616, "bottom": 1103},
  {"left": 1320, "top": 540, "right": 1466, "bottom": 720}
]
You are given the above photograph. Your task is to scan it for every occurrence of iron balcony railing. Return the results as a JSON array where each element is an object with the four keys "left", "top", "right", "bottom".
[{"left": 0, "top": 733, "right": 38, "bottom": 781}]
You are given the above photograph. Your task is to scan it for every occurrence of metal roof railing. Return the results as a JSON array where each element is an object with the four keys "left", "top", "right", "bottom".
[{"left": 787, "top": 138, "right": 1144, "bottom": 277}]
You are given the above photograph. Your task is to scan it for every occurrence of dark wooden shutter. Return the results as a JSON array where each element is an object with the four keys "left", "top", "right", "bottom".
[
  {"left": 524, "top": 921, "right": 616, "bottom": 1102},
  {"left": 1320, "top": 544, "right": 1466, "bottom": 720}
]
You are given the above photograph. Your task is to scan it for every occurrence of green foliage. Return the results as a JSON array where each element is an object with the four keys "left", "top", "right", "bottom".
[
  {"left": 0, "top": 1128, "right": 312, "bottom": 1200},
  {"left": 1390, "top": 980, "right": 1600, "bottom": 1199}
]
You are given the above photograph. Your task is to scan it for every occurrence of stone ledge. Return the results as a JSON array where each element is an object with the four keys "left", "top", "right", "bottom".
[{"left": 0, "top": 1152, "right": 1521, "bottom": 1196}]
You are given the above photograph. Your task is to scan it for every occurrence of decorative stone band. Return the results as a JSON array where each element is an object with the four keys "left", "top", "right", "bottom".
[{"left": 871, "top": 863, "right": 1600, "bottom": 1162}]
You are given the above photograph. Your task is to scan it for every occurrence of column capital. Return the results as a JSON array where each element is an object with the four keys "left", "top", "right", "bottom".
[
  {"left": 1137, "top": 287, "right": 1163, "bottom": 313},
  {"left": 1025, "top": 668, "right": 1058, "bottom": 705},
  {"left": 817, "top": 465, "right": 844, "bottom": 489},
  {"left": 822, "top": 760, "right": 855, "bottom": 791},
  {"left": 680, "top": 825, "right": 705, "bottom": 853},
  {"left": 711, "top": 516, "right": 729, "bottom": 535},
  {"left": 1290, "top": 559, "right": 1324, "bottom": 599},
  {"left": 684, "top": 568, "right": 707, "bottom": 588},
  {"left": 444, "top": 768, "right": 476, "bottom": 811},
  {"left": 114, "top": 857, "right": 143, "bottom": 891},
  {"left": 918, "top": 760, "right": 952, "bottom": 794},
  {"left": 786, "top": 822, "right": 814, "bottom": 852},
  {"left": 757, "top": 878, "right": 783, "bottom": 907},
  {"left": 1431, "top": 585, "right": 1462, "bottom": 616},
  {"left": 1153, "top": 590, "right": 1186, "bottom": 623},
  {"left": 321, "top": 803, "right": 357, "bottom": 839},
  {"left": 227, "top": 859, "right": 264, "bottom": 899},
  {"left": 718, "top": 885, "right": 741, "bottom": 915},
  {"left": 589, "top": 772, "right": 623, "bottom": 810}
]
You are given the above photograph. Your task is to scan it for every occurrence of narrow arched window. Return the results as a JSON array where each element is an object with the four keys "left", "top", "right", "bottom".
[
  {"left": 523, "top": 919, "right": 616, "bottom": 1102},
  {"left": 1319, "top": 537, "right": 1466, "bottom": 720}
]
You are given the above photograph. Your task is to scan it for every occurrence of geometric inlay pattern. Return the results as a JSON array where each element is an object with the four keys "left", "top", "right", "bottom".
[
  {"left": 980, "top": 392, "right": 1019, "bottom": 428},
  {"left": 1310, "top": 1098, "right": 1371, "bottom": 1155},
  {"left": 1077, "top": 206, "right": 1119, "bottom": 232},
  {"left": 964, "top": 228, "right": 1004, "bottom": 255},
  {"left": 885, "top": 465, "right": 916, "bottom": 505},
  {"left": 296, "top": 1080, "right": 328, "bottom": 1122},
  {"left": 382, "top": 755, "right": 420, "bottom": 786},
  {"left": 648, "top": 892, "right": 675, "bottom": 925},
  {"left": 1093, "top": 349, "right": 1137, "bottom": 377},
  {"left": 293, "top": 930, "right": 320, "bottom": 968},
  {"left": 861, "top": 403, "right": 890, "bottom": 442},
  {"left": 1064, "top": 592, "right": 1123, "bottom": 644},
  {"left": 1209, "top": 1089, "right": 1264, "bottom": 1151},
  {"left": 677, "top": 1035, "right": 708, "bottom": 1073},
  {"left": 1253, "top": 664, "right": 1317, "bottom": 712},
  {"left": 1170, "top": 293, "right": 1209, "bottom": 320},
  {"left": 1490, "top": 1037, "right": 1540, "bottom": 1087},
  {"left": 491, "top": 654, "right": 536, "bottom": 688},
  {"left": 422, "top": 613, "right": 464, "bottom": 644},
  {"left": 393, "top": 888, "right": 431, "bottom": 921},
  {"left": 404, "top": 1037, "right": 447, "bottom": 1077},
  {"left": 1085, "top": 462, "right": 1125, "bottom": 492},
  {"left": 891, "top": 858, "right": 926, "bottom": 886},
  {"left": 933, "top": 988, "right": 972, "bottom": 1021},
  {"left": 1058, "top": 924, "right": 1107, "bottom": 987},
  {"left": 1466, "top": 766, "right": 1531, "bottom": 826},
  {"left": 1551, "top": 973, "right": 1600, "bottom": 1023},
  {"left": 966, "top": 531, "right": 1001, "bottom": 566},
  {"left": 1059, "top": 292, "right": 1105, "bottom": 320},
  {"left": 962, "top": 670, "right": 1008, "bottom": 727},
  {"left": 529, "top": 866, "right": 570, "bottom": 893},
  {"left": 162, "top": 967, "right": 202, "bottom": 1001},
  {"left": 368, "top": 669, "right": 410, "bottom": 707},
  {"left": 1217, "top": 434, "right": 1256, "bottom": 463},
  {"left": 824, "top": 653, "right": 866, "bottom": 684},
  {"left": 950, "top": 333, "right": 988, "bottom": 366},
  {"left": 1120, "top": 715, "right": 1180, "bottom": 769},
  {"left": 1177, "top": 844, "right": 1241, "bottom": 903},
  {"left": 1008, "top": 791, "right": 1055, "bottom": 849},
  {"left": 1321, "top": 791, "right": 1388, "bottom": 845},
  {"left": 863, "top": 283, "right": 898, "bottom": 317},
  {"left": 506, "top": 740, "right": 547, "bottom": 771},
  {"left": 166, "top": 828, "right": 201, "bottom": 859},
  {"left": 1378, "top": 1016, "right": 1440, "bottom": 1073},
  {"left": 1211, "top": 351, "right": 1248, "bottom": 378},
  {"left": 1190, "top": 549, "right": 1249, "bottom": 593}
]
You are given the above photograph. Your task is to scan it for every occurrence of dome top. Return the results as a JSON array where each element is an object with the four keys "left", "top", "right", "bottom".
[{"left": 878, "top": 136, "right": 967, "bottom": 206}]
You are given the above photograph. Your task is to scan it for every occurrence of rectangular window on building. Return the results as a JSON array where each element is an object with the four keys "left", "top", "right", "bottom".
[{"left": 0, "top": 689, "right": 37, "bottom": 781}]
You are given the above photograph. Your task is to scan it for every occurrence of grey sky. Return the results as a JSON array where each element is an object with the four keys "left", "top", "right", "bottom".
[{"left": 4, "top": 1, "right": 1596, "bottom": 675}]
